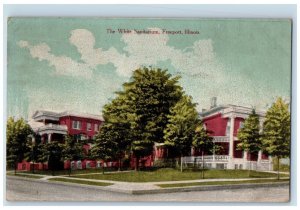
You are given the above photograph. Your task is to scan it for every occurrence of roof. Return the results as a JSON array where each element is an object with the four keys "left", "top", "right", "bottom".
[
  {"left": 32, "top": 110, "right": 104, "bottom": 121},
  {"left": 59, "top": 111, "right": 104, "bottom": 121},
  {"left": 199, "top": 104, "right": 265, "bottom": 118}
]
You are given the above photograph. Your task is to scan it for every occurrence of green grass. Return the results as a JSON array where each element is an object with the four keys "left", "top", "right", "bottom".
[
  {"left": 48, "top": 177, "right": 113, "bottom": 186},
  {"left": 7, "top": 173, "right": 44, "bottom": 179},
  {"left": 71, "top": 168, "right": 288, "bottom": 182},
  {"left": 21, "top": 168, "right": 122, "bottom": 176},
  {"left": 157, "top": 179, "right": 290, "bottom": 188}
]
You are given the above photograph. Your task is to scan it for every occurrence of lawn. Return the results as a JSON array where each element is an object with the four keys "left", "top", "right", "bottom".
[
  {"left": 7, "top": 173, "right": 44, "bottom": 179},
  {"left": 21, "top": 168, "right": 120, "bottom": 176},
  {"left": 157, "top": 178, "right": 290, "bottom": 188},
  {"left": 71, "top": 168, "right": 288, "bottom": 182},
  {"left": 49, "top": 177, "right": 113, "bottom": 186}
]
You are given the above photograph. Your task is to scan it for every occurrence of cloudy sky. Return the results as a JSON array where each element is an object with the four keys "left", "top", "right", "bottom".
[{"left": 7, "top": 18, "right": 291, "bottom": 119}]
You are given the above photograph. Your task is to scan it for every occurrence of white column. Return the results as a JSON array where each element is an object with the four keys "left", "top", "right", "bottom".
[
  {"left": 258, "top": 150, "right": 262, "bottom": 161},
  {"left": 228, "top": 116, "right": 235, "bottom": 169},
  {"left": 47, "top": 133, "right": 52, "bottom": 143}
]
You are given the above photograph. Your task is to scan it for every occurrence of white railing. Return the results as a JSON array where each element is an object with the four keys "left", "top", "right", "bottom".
[
  {"left": 183, "top": 155, "right": 229, "bottom": 163},
  {"left": 213, "top": 136, "right": 230, "bottom": 142}
]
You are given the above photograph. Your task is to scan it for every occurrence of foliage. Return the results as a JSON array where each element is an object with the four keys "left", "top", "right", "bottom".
[
  {"left": 61, "top": 135, "right": 84, "bottom": 161},
  {"left": 6, "top": 117, "right": 33, "bottom": 173},
  {"left": 124, "top": 68, "right": 183, "bottom": 162},
  {"left": 237, "top": 109, "right": 262, "bottom": 155},
  {"left": 192, "top": 122, "right": 215, "bottom": 154},
  {"left": 98, "top": 67, "right": 184, "bottom": 169},
  {"left": 91, "top": 123, "right": 118, "bottom": 161},
  {"left": 261, "top": 97, "right": 290, "bottom": 159},
  {"left": 164, "top": 95, "right": 198, "bottom": 156}
]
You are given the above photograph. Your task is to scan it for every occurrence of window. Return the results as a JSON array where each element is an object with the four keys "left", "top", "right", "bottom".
[
  {"left": 87, "top": 123, "right": 92, "bottom": 131},
  {"left": 94, "top": 124, "right": 98, "bottom": 131},
  {"left": 72, "top": 120, "right": 81, "bottom": 130},
  {"left": 240, "top": 122, "right": 244, "bottom": 129},
  {"left": 225, "top": 119, "right": 231, "bottom": 136}
]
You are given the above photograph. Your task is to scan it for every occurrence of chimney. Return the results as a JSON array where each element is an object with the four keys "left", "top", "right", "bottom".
[{"left": 210, "top": 97, "right": 217, "bottom": 109}]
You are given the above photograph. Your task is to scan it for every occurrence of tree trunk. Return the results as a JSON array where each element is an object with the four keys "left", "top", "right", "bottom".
[
  {"left": 14, "top": 161, "right": 17, "bottom": 175},
  {"left": 118, "top": 158, "right": 121, "bottom": 171},
  {"left": 102, "top": 162, "right": 105, "bottom": 174},
  {"left": 68, "top": 160, "right": 71, "bottom": 177},
  {"left": 277, "top": 157, "right": 280, "bottom": 180},
  {"left": 248, "top": 152, "right": 251, "bottom": 177},
  {"left": 135, "top": 157, "right": 139, "bottom": 171},
  {"left": 32, "top": 160, "right": 35, "bottom": 174},
  {"left": 180, "top": 155, "right": 183, "bottom": 172},
  {"left": 202, "top": 150, "right": 205, "bottom": 179}
]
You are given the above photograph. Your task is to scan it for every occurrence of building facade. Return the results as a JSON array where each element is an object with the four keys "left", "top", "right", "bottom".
[
  {"left": 193, "top": 102, "right": 273, "bottom": 171},
  {"left": 18, "top": 105, "right": 273, "bottom": 171}
]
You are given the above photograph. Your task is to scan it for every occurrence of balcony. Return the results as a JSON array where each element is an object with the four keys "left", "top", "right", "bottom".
[
  {"left": 213, "top": 136, "right": 230, "bottom": 142},
  {"left": 37, "top": 123, "right": 67, "bottom": 135}
]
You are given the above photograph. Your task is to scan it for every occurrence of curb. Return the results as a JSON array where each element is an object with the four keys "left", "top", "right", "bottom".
[{"left": 130, "top": 182, "right": 290, "bottom": 195}]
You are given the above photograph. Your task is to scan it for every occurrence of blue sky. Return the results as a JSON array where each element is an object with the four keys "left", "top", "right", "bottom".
[{"left": 7, "top": 18, "right": 291, "bottom": 119}]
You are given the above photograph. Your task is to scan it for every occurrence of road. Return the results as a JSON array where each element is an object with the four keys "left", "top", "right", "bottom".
[{"left": 6, "top": 177, "right": 289, "bottom": 202}]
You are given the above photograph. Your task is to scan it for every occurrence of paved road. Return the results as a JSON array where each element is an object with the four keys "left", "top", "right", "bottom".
[{"left": 6, "top": 177, "right": 289, "bottom": 202}]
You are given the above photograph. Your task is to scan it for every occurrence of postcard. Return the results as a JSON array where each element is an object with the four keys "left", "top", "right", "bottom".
[{"left": 6, "top": 18, "right": 291, "bottom": 202}]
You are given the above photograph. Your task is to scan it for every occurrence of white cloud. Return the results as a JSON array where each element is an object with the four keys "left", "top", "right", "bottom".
[
  {"left": 18, "top": 28, "right": 222, "bottom": 78},
  {"left": 18, "top": 40, "right": 93, "bottom": 78}
]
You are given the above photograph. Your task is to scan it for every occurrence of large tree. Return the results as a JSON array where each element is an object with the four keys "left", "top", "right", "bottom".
[
  {"left": 6, "top": 117, "right": 33, "bottom": 174},
  {"left": 61, "top": 135, "right": 84, "bottom": 176},
  {"left": 101, "top": 67, "right": 183, "bottom": 170},
  {"left": 237, "top": 109, "right": 261, "bottom": 176},
  {"left": 261, "top": 97, "right": 290, "bottom": 179},
  {"left": 164, "top": 95, "right": 199, "bottom": 172}
]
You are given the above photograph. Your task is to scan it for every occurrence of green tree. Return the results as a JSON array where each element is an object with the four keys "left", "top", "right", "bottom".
[
  {"left": 102, "top": 96, "right": 133, "bottom": 171},
  {"left": 192, "top": 122, "right": 215, "bottom": 178},
  {"left": 61, "top": 135, "right": 84, "bottom": 176},
  {"left": 91, "top": 124, "right": 118, "bottom": 174},
  {"left": 261, "top": 97, "right": 290, "bottom": 179},
  {"left": 164, "top": 95, "right": 199, "bottom": 172},
  {"left": 102, "top": 67, "right": 183, "bottom": 170},
  {"left": 237, "top": 109, "right": 261, "bottom": 176},
  {"left": 6, "top": 117, "right": 33, "bottom": 174}
]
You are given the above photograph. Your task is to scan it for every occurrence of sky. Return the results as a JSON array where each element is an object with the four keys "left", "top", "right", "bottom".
[{"left": 7, "top": 18, "right": 291, "bottom": 119}]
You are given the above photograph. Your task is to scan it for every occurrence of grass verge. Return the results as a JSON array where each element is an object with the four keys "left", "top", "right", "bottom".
[
  {"left": 7, "top": 173, "right": 44, "bottom": 179},
  {"left": 48, "top": 177, "right": 113, "bottom": 187},
  {"left": 157, "top": 179, "right": 290, "bottom": 188},
  {"left": 71, "top": 168, "right": 288, "bottom": 182}
]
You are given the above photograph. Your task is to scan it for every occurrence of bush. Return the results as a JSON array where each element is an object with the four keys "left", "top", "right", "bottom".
[{"left": 153, "top": 159, "right": 177, "bottom": 168}]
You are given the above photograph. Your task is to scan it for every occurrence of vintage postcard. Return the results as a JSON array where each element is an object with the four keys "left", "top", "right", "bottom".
[{"left": 6, "top": 18, "right": 291, "bottom": 202}]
